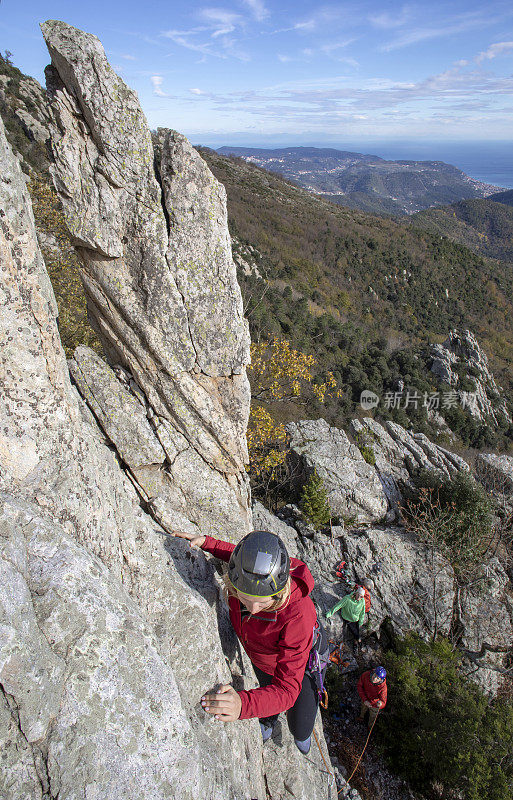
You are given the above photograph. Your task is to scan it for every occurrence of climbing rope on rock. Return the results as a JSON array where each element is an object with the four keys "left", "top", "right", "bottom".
[{"left": 339, "top": 710, "right": 380, "bottom": 796}]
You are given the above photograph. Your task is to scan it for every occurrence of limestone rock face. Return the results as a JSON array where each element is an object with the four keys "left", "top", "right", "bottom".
[
  {"left": 350, "top": 417, "right": 469, "bottom": 520},
  {"left": 41, "top": 19, "right": 251, "bottom": 485},
  {"left": 0, "top": 111, "right": 271, "bottom": 800},
  {"left": 0, "top": 68, "right": 53, "bottom": 173},
  {"left": 0, "top": 496, "right": 206, "bottom": 800},
  {"left": 0, "top": 25, "right": 335, "bottom": 798},
  {"left": 287, "top": 417, "right": 470, "bottom": 525},
  {"left": 287, "top": 419, "right": 388, "bottom": 523},
  {"left": 475, "top": 452, "right": 513, "bottom": 497},
  {"left": 338, "top": 526, "right": 455, "bottom": 638},
  {"left": 68, "top": 345, "right": 251, "bottom": 542},
  {"left": 252, "top": 501, "right": 299, "bottom": 558}
]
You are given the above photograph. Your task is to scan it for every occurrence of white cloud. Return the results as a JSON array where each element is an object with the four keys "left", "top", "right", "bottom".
[
  {"left": 150, "top": 75, "right": 176, "bottom": 98},
  {"left": 198, "top": 63, "right": 513, "bottom": 125},
  {"left": 199, "top": 8, "right": 241, "bottom": 37},
  {"left": 476, "top": 41, "right": 513, "bottom": 63},
  {"left": 321, "top": 39, "right": 355, "bottom": 53},
  {"left": 382, "top": 8, "right": 513, "bottom": 52},
  {"left": 121, "top": 53, "right": 136, "bottom": 60},
  {"left": 293, "top": 19, "right": 317, "bottom": 32},
  {"left": 241, "top": 0, "right": 269, "bottom": 21},
  {"left": 321, "top": 40, "right": 358, "bottom": 66},
  {"left": 161, "top": 8, "right": 250, "bottom": 60},
  {"left": 369, "top": 7, "right": 412, "bottom": 29},
  {"left": 189, "top": 88, "right": 205, "bottom": 95},
  {"left": 162, "top": 29, "right": 219, "bottom": 58}
]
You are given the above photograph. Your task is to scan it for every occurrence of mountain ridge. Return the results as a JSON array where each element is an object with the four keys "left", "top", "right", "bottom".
[{"left": 217, "top": 144, "right": 503, "bottom": 216}]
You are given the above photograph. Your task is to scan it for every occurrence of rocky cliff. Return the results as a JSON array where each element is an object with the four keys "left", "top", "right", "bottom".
[
  {"left": 0, "top": 20, "right": 335, "bottom": 800},
  {"left": 1, "top": 19, "right": 512, "bottom": 800}
]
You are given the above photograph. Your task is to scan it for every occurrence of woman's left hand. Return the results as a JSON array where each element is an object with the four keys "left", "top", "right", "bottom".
[{"left": 201, "top": 685, "right": 242, "bottom": 722}]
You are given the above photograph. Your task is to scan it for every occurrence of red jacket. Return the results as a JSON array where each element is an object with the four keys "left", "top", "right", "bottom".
[
  {"left": 201, "top": 536, "right": 317, "bottom": 720},
  {"left": 357, "top": 670, "right": 387, "bottom": 709}
]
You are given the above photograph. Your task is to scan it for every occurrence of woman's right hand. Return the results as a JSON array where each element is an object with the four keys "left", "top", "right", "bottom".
[{"left": 171, "top": 530, "right": 206, "bottom": 549}]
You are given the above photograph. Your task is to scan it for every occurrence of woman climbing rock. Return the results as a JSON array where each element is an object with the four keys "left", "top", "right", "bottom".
[{"left": 172, "top": 528, "right": 328, "bottom": 755}]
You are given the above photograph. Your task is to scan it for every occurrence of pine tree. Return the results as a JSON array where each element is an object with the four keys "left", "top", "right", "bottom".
[{"left": 300, "top": 470, "right": 331, "bottom": 529}]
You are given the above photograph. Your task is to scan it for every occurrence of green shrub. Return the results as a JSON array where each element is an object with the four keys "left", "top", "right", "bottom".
[
  {"left": 379, "top": 634, "right": 513, "bottom": 800},
  {"left": 300, "top": 470, "right": 331, "bottom": 528},
  {"left": 413, "top": 467, "right": 492, "bottom": 527},
  {"left": 355, "top": 430, "right": 376, "bottom": 465},
  {"left": 402, "top": 468, "right": 495, "bottom": 579}
]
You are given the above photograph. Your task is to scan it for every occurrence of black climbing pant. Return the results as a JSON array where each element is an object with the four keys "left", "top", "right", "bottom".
[
  {"left": 253, "top": 665, "right": 320, "bottom": 741},
  {"left": 343, "top": 619, "right": 360, "bottom": 641},
  {"left": 253, "top": 625, "right": 328, "bottom": 742}
]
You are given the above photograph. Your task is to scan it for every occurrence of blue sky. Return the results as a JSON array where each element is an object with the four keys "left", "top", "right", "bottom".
[{"left": 2, "top": 0, "right": 513, "bottom": 146}]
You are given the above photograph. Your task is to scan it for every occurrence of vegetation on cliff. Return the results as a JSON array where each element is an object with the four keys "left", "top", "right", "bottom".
[
  {"left": 381, "top": 634, "right": 513, "bottom": 800},
  {"left": 28, "top": 180, "right": 102, "bottom": 356}
]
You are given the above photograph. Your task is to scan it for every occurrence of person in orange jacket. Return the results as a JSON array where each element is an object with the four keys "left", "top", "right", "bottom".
[{"left": 357, "top": 666, "right": 387, "bottom": 728}]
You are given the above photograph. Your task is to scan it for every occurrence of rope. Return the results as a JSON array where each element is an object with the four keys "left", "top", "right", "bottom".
[
  {"left": 339, "top": 710, "right": 380, "bottom": 794},
  {"left": 313, "top": 728, "right": 334, "bottom": 778}
]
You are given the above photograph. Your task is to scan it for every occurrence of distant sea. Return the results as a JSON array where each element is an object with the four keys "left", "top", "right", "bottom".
[
  {"left": 207, "top": 138, "right": 513, "bottom": 190},
  {"left": 343, "top": 140, "right": 513, "bottom": 190}
]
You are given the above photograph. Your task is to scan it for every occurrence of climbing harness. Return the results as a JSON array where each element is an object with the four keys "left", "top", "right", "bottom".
[{"left": 306, "top": 620, "right": 330, "bottom": 709}]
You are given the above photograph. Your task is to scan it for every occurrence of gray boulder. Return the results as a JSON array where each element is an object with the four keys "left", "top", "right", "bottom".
[
  {"left": 350, "top": 417, "right": 469, "bottom": 518},
  {"left": 287, "top": 419, "right": 388, "bottom": 524},
  {"left": 252, "top": 501, "right": 299, "bottom": 558},
  {"left": 0, "top": 495, "right": 207, "bottom": 800},
  {"left": 335, "top": 526, "right": 455, "bottom": 639},
  {"left": 458, "top": 558, "right": 513, "bottom": 694},
  {"left": 475, "top": 452, "right": 513, "bottom": 497}
]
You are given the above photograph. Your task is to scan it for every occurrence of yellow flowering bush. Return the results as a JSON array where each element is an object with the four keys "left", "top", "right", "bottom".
[{"left": 247, "top": 339, "right": 342, "bottom": 487}]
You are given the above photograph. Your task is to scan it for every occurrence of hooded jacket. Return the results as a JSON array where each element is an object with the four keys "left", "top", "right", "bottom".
[
  {"left": 326, "top": 592, "right": 366, "bottom": 624},
  {"left": 201, "top": 535, "right": 317, "bottom": 720},
  {"left": 357, "top": 670, "right": 387, "bottom": 709}
]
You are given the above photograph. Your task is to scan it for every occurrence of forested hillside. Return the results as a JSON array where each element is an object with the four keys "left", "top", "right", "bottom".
[
  {"left": 200, "top": 148, "right": 513, "bottom": 449},
  {"left": 411, "top": 197, "right": 513, "bottom": 266}
]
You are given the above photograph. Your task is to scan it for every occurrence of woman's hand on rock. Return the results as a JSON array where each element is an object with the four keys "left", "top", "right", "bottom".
[
  {"left": 171, "top": 530, "right": 206, "bottom": 549},
  {"left": 201, "top": 685, "right": 242, "bottom": 722}
]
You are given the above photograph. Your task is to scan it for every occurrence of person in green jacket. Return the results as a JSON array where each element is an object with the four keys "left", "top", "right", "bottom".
[{"left": 326, "top": 586, "right": 366, "bottom": 643}]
